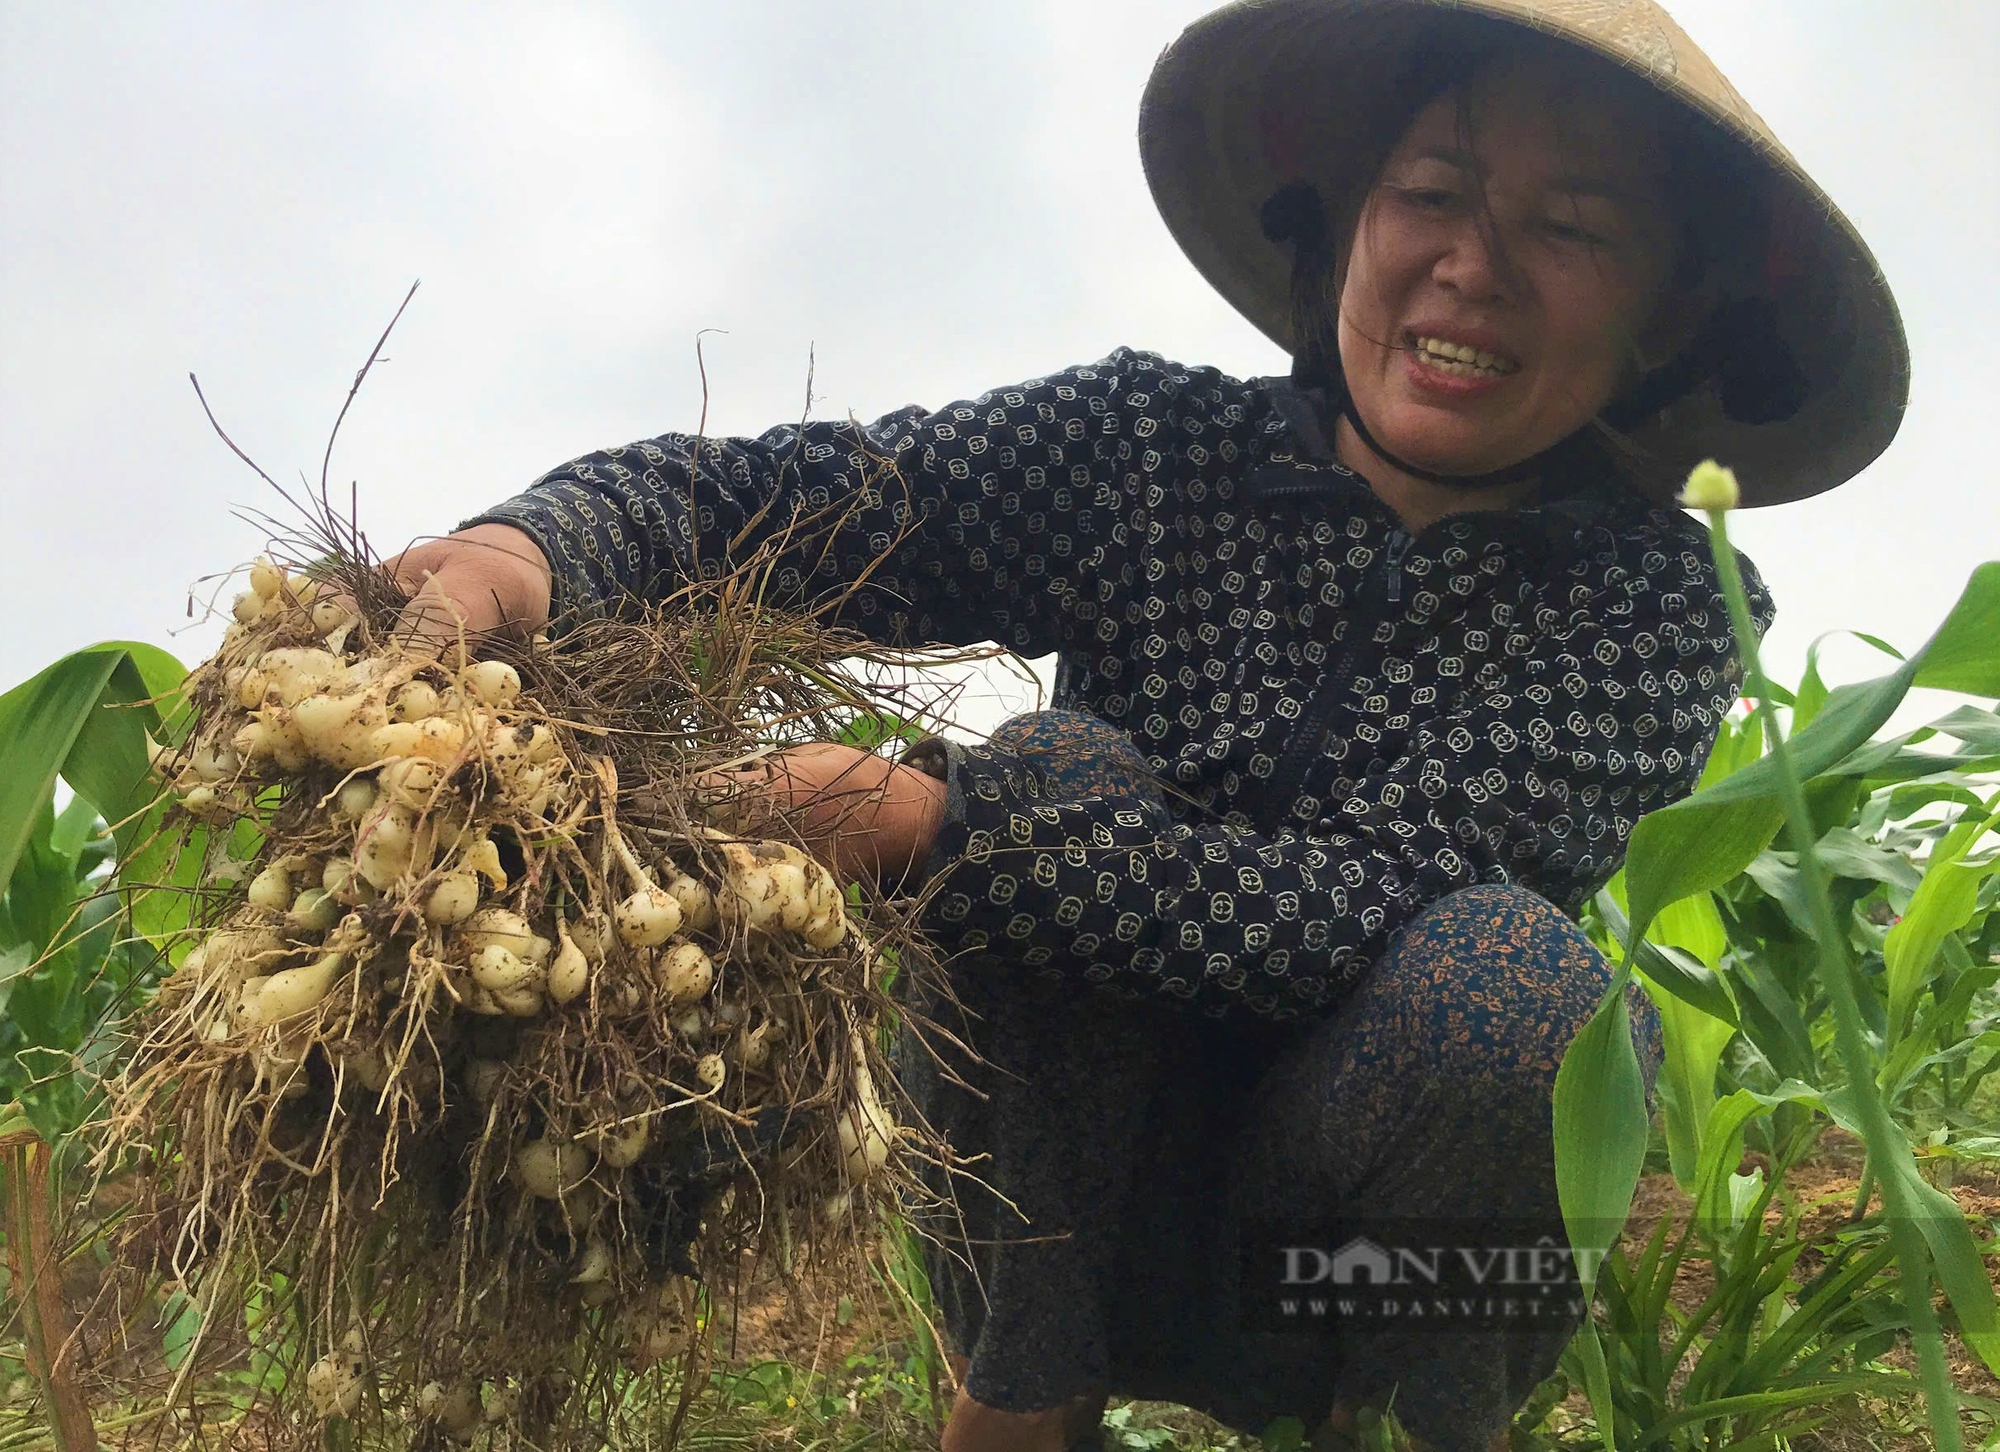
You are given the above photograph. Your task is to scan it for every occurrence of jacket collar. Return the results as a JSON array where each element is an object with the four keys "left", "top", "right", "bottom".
[
  {"left": 1255, "top": 374, "right": 1649, "bottom": 551},
  {"left": 1264, "top": 374, "right": 1342, "bottom": 467}
]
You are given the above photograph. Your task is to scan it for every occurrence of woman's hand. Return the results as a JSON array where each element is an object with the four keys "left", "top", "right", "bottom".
[
  {"left": 350, "top": 532, "right": 946, "bottom": 882},
  {"left": 702, "top": 743, "right": 946, "bottom": 886},
  {"left": 363, "top": 523, "right": 554, "bottom": 661}
]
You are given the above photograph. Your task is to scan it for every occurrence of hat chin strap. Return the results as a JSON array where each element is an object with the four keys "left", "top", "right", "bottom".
[{"left": 1333, "top": 379, "right": 1552, "bottom": 493}]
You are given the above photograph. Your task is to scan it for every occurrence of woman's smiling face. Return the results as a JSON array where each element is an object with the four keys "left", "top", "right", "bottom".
[{"left": 1336, "top": 54, "right": 1685, "bottom": 480}]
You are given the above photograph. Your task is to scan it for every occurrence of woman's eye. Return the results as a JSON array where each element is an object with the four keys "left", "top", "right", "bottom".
[
  {"left": 1386, "top": 183, "right": 1460, "bottom": 212},
  {"left": 1542, "top": 217, "right": 1608, "bottom": 247}
]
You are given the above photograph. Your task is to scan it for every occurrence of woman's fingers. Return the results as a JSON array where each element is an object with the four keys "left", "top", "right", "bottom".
[
  {"left": 697, "top": 744, "right": 945, "bottom": 884},
  {"left": 320, "top": 524, "right": 555, "bottom": 665},
  {"left": 391, "top": 565, "right": 502, "bottom": 665},
  {"left": 701, "top": 752, "right": 855, "bottom": 847}
]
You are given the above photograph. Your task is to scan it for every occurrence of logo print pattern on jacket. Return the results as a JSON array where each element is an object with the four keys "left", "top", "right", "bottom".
[{"left": 465, "top": 349, "right": 1773, "bottom": 1021}]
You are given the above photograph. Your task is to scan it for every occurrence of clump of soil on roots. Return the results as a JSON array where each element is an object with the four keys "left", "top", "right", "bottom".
[{"left": 93, "top": 505, "right": 992, "bottom": 1449}]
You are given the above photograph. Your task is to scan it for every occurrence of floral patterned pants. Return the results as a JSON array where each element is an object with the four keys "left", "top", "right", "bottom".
[{"left": 892, "top": 711, "right": 1663, "bottom": 1452}]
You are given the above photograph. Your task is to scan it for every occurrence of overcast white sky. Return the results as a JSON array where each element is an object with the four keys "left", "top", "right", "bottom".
[{"left": 3, "top": 1, "right": 1995, "bottom": 735}]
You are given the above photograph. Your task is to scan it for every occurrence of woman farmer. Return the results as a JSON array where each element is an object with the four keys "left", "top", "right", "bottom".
[{"left": 379, "top": 0, "right": 1905, "bottom": 1447}]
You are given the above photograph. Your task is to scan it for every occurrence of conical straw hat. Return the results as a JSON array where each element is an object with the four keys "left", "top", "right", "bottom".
[{"left": 1139, "top": 0, "right": 1908, "bottom": 506}]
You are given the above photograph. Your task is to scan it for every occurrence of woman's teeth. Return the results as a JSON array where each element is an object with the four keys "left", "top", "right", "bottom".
[{"left": 1413, "top": 336, "right": 1517, "bottom": 378}]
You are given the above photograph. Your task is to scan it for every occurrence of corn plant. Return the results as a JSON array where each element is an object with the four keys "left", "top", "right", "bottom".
[
  {"left": 1549, "top": 1104, "right": 1914, "bottom": 1448},
  {"left": 1584, "top": 697, "right": 2000, "bottom": 1199},
  {"left": 0, "top": 641, "right": 186, "bottom": 1451},
  {"left": 1553, "top": 463, "right": 2000, "bottom": 1452},
  {"left": 1674, "top": 713, "right": 1993, "bottom": 1094},
  {"left": 0, "top": 641, "right": 193, "bottom": 1135}
]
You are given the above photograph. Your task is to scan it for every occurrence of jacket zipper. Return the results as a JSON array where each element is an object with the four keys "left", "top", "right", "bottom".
[
  {"left": 1249, "top": 476, "right": 1344, "bottom": 501},
  {"left": 1256, "top": 525, "right": 1410, "bottom": 835}
]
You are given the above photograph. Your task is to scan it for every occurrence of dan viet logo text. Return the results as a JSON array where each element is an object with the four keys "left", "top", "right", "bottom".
[{"left": 1240, "top": 1218, "right": 1615, "bottom": 1334}]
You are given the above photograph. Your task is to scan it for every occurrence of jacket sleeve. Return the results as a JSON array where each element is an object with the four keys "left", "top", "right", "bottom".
[
  {"left": 457, "top": 349, "right": 1230, "bottom": 654},
  {"left": 911, "top": 542, "right": 1773, "bottom": 1021}
]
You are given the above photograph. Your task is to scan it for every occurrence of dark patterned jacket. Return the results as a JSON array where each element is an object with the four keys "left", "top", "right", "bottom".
[{"left": 464, "top": 349, "right": 1772, "bottom": 1022}]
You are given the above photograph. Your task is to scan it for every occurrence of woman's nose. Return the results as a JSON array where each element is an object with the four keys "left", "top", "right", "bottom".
[{"left": 1432, "top": 215, "right": 1509, "bottom": 303}]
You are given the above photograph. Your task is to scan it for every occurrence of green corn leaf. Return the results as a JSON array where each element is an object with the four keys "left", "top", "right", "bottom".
[
  {"left": 1625, "top": 563, "right": 2000, "bottom": 943},
  {"left": 1924, "top": 703, "right": 2000, "bottom": 755},
  {"left": 1909, "top": 561, "right": 2000, "bottom": 697},
  {"left": 1638, "top": 942, "right": 1740, "bottom": 1029},
  {"left": 1732, "top": 956, "right": 1819, "bottom": 1083},
  {"left": 1796, "top": 630, "right": 1907, "bottom": 735},
  {"left": 1743, "top": 852, "right": 1817, "bottom": 939},
  {"left": 122, "top": 809, "right": 253, "bottom": 957},
  {"left": 1592, "top": 887, "right": 1738, "bottom": 1026},
  {"left": 1725, "top": 1167, "right": 1767, "bottom": 1229},
  {"left": 48, "top": 795, "right": 101, "bottom": 866},
  {"left": 0, "top": 800, "right": 55, "bottom": 943},
  {"left": 1934, "top": 1132, "right": 2000, "bottom": 1162},
  {"left": 1884, "top": 806, "right": 2000, "bottom": 1043},
  {"left": 1809, "top": 826, "right": 1928, "bottom": 893},
  {"left": 1880, "top": 1150, "right": 2000, "bottom": 1374},
  {"left": 1794, "top": 647, "right": 1829, "bottom": 733},
  {"left": 1883, "top": 1026, "right": 2000, "bottom": 1106},
  {"left": 0, "top": 645, "right": 192, "bottom": 1021},
  {"left": 1880, "top": 780, "right": 1991, "bottom": 829},
  {"left": 1651, "top": 889, "right": 1729, "bottom": 967},
  {"left": 1695, "top": 712, "right": 1762, "bottom": 789},
  {"left": 1625, "top": 662, "right": 1918, "bottom": 940},
  {"left": 1692, "top": 1083, "right": 1825, "bottom": 1241},
  {"left": 0, "top": 650, "right": 126, "bottom": 894},
  {"left": 1850, "top": 631, "right": 1906, "bottom": 661},
  {"left": 1553, "top": 993, "right": 1649, "bottom": 1305},
  {"left": 60, "top": 652, "right": 174, "bottom": 854},
  {"left": 1570, "top": 1318, "right": 1619, "bottom": 1452},
  {"left": 0, "top": 944, "right": 32, "bottom": 1019},
  {"left": 1833, "top": 741, "right": 2000, "bottom": 785},
  {"left": 108, "top": 640, "right": 194, "bottom": 726},
  {"left": 1643, "top": 984, "right": 1737, "bottom": 1188},
  {"left": 0, "top": 643, "right": 188, "bottom": 894}
]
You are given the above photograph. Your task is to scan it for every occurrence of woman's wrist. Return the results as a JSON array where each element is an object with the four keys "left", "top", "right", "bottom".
[{"left": 891, "top": 765, "right": 948, "bottom": 883}]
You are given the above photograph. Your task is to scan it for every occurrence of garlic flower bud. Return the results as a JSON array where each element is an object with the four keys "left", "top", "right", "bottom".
[{"left": 1678, "top": 459, "right": 1741, "bottom": 512}]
